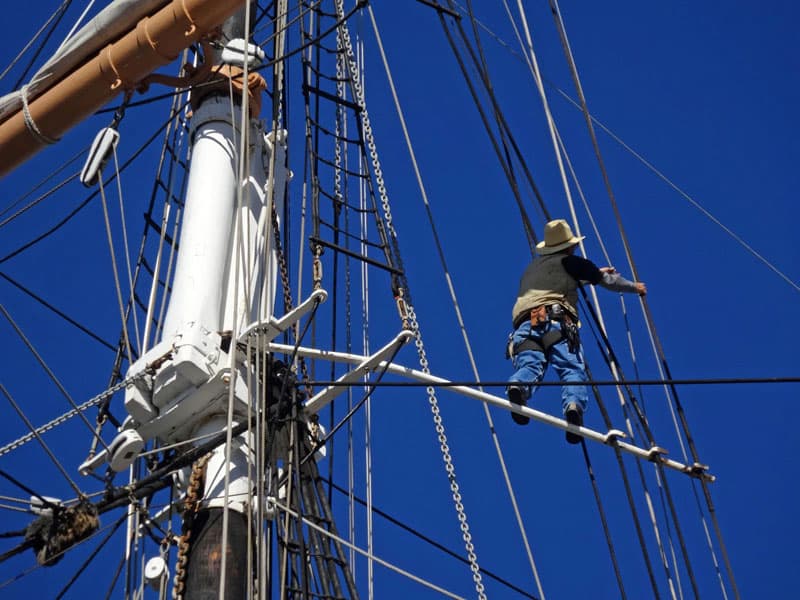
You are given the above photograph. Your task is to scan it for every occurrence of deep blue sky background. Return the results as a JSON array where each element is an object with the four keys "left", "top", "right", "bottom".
[{"left": 0, "top": 1, "right": 798, "bottom": 598}]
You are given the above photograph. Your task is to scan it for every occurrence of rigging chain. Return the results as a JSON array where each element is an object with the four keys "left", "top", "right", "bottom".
[
  {"left": 172, "top": 453, "right": 211, "bottom": 600},
  {"left": 333, "top": 22, "right": 360, "bottom": 575},
  {"left": 334, "top": 3, "right": 486, "bottom": 597},
  {"left": 367, "top": 5, "right": 546, "bottom": 596},
  {"left": 271, "top": 202, "right": 314, "bottom": 398},
  {"left": 0, "top": 373, "right": 146, "bottom": 458}
]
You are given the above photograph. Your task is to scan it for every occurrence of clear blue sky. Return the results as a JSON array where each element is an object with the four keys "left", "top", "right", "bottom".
[{"left": 0, "top": 1, "right": 797, "bottom": 598}]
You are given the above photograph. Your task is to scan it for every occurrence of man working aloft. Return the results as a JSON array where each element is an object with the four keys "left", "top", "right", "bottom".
[{"left": 507, "top": 219, "right": 646, "bottom": 443}]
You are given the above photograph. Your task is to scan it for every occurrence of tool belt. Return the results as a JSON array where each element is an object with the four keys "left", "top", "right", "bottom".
[{"left": 507, "top": 304, "right": 581, "bottom": 357}]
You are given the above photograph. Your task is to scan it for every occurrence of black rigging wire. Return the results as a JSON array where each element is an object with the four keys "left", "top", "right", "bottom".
[
  {"left": 296, "top": 376, "right": 800, "bottom": 388},
  {"left": 0, "top": 529, "right": 27, "bottom": 539},
  {"left": 328, "top": 480, "right": 539, "bottom": 600},
  {"left": 307, "top": 0, "right": 343, "bottom": 515},
  {"left": 435, "top": 9, "right": 538, "bottom": 254},
  {"left": 251, "top": 0, "right": 276, "bottom": 35},
  {"left": 447, "top": 0, "right": 551, "bottom": 225},
  {"left": 0, "top": 514, "right": 125, "bottom": 589},
  {"left": 415, "top": 0, "right": 460, "bottom": 19},
  {"left": 577, "top": 291, "right": 654, "bottom": 445},
  {"left": 548, "top": 2, "right": 741, "bottom": 592},
  {"left": 54, "top": 513, "right": 127, "bottom": 600},
  {"left": 0, "top": 271, "right": 116, "bottom": 351},
  {"left": 1, "top": 0, "right": 72, "bottom": 89},
  {"left": 656, "top": 461, "right": 701, "bottom": 598},
  {"left": 576, "top": 291, "right": 697, "bottom": 593},
  {"left": 0, "top": 156, "right": 83, "bottom": 226},
  {"left": 289, "top": 379, "right": 311, "bottom": 598},
  {"left": 427, "top": 3, "right": 740, "bottom": 596},
  {"left": 0, "top": 109, "right": 179, "bottom": 265},
  {"left": 298, "top": 340, "right": 405, "bottom": 469},
  {"left": 585, "top": 363, "right": 662, "bottom": 598},
  {"left": 618, "top": 294, "right": 647, "bottom": 413},
  {"left": 579, "top": 438, "right": 628, "bottom": 599},
  {"left": 0, "top": 469, "right": 58, "bottom": 513},
  {"left": 79, "top": 1, "right": 359, "bottom": 124},
  {"left": 103, "top": 553, "right": 127, "bottom": 600}
]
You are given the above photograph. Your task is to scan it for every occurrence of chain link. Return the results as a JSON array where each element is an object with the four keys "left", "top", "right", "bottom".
[
  {"left": 406, "top": 304, "right": 486, "bottom": 598},
  {"left": 334, "top": 36, "right": 356, "bottom": 361},
  {"left": 271, "top": 203, "right": 313, "bottom": 396},
  {"left": 333, "top": 0, "right": 400, "bottom": 261},
  {"left": 172, "top": 453, "right": 210, "bottom": 600},
  {"left": 272, "top": 202, "right": 295, "bottom": 319},
  {"left": 0, "top": 373, "right": 146, "bottom": 458},
  {"left": 334, "top": 4, "right": 485, "bottom": 596}
]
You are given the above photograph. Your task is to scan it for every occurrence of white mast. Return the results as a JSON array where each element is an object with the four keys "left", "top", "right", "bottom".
[{"left": 73, "top": 10, "right": 289, "bottom": 595}]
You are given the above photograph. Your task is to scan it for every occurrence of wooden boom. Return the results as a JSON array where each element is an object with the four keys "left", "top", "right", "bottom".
[{"left": 0, "top": 0, "right": 246, "bottom": 177}]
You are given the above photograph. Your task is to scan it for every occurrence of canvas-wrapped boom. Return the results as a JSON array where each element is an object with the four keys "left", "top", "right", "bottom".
[{"left": 0, "top": 0, "right": 245, "bottom": 177}]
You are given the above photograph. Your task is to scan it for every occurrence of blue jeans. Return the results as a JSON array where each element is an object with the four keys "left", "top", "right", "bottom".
[{"left": 508, "top": 320, "right": 588, "bottom": 414}]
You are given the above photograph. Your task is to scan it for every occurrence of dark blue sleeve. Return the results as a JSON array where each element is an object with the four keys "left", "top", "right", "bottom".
[{"left": 561, "top": 255, "right": 602, "bottom": 284}]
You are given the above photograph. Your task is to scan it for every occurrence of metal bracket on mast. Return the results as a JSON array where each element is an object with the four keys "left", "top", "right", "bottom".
[
  {"left": 303, "top": 330, "right": 414, "bottom": 415},
  {"left": 238, "top": 288, "right": 328, "bottom": 344}
]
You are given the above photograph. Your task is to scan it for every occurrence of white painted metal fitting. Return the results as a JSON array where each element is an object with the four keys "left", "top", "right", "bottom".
[
  {"left": 144, "top": 556, "right": 169, "bottom": 590},
  {"left": 221, "top": 38, "right": 265, "bottom": 68}
]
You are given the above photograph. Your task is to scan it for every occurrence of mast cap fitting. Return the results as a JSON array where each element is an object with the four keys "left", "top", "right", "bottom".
[{"left": 221, "top": 38, "right": 265, "bottom": 68}]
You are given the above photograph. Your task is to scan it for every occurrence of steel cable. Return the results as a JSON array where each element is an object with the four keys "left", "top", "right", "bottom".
[
  {"left": 371, "top": 4, "right": 548, "bottom": 597},
  {"left": 547, "top": 1, "right": 740, "bottom": 596},
  {"left": 335, "top": 4, "right": 486, "bottom": 596}
]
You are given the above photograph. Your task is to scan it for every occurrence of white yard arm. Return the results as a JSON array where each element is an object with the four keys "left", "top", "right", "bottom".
[{"left": 268, "top": 340, "right": 713, "bottom": 482}]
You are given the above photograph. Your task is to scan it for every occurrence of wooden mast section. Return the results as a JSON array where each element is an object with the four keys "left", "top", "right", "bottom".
[{"left": 0, "top": 0, "right": 246, "bottom": 177}]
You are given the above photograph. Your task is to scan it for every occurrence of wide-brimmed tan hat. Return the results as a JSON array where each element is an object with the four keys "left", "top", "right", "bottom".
[{"left": 535, "top": 219, "right": 585, "bottom": 255}]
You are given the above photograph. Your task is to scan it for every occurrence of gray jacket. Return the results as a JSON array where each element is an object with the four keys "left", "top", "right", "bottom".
[{"left": 511, "top": 253, "right": 639, "bottom": 326}]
